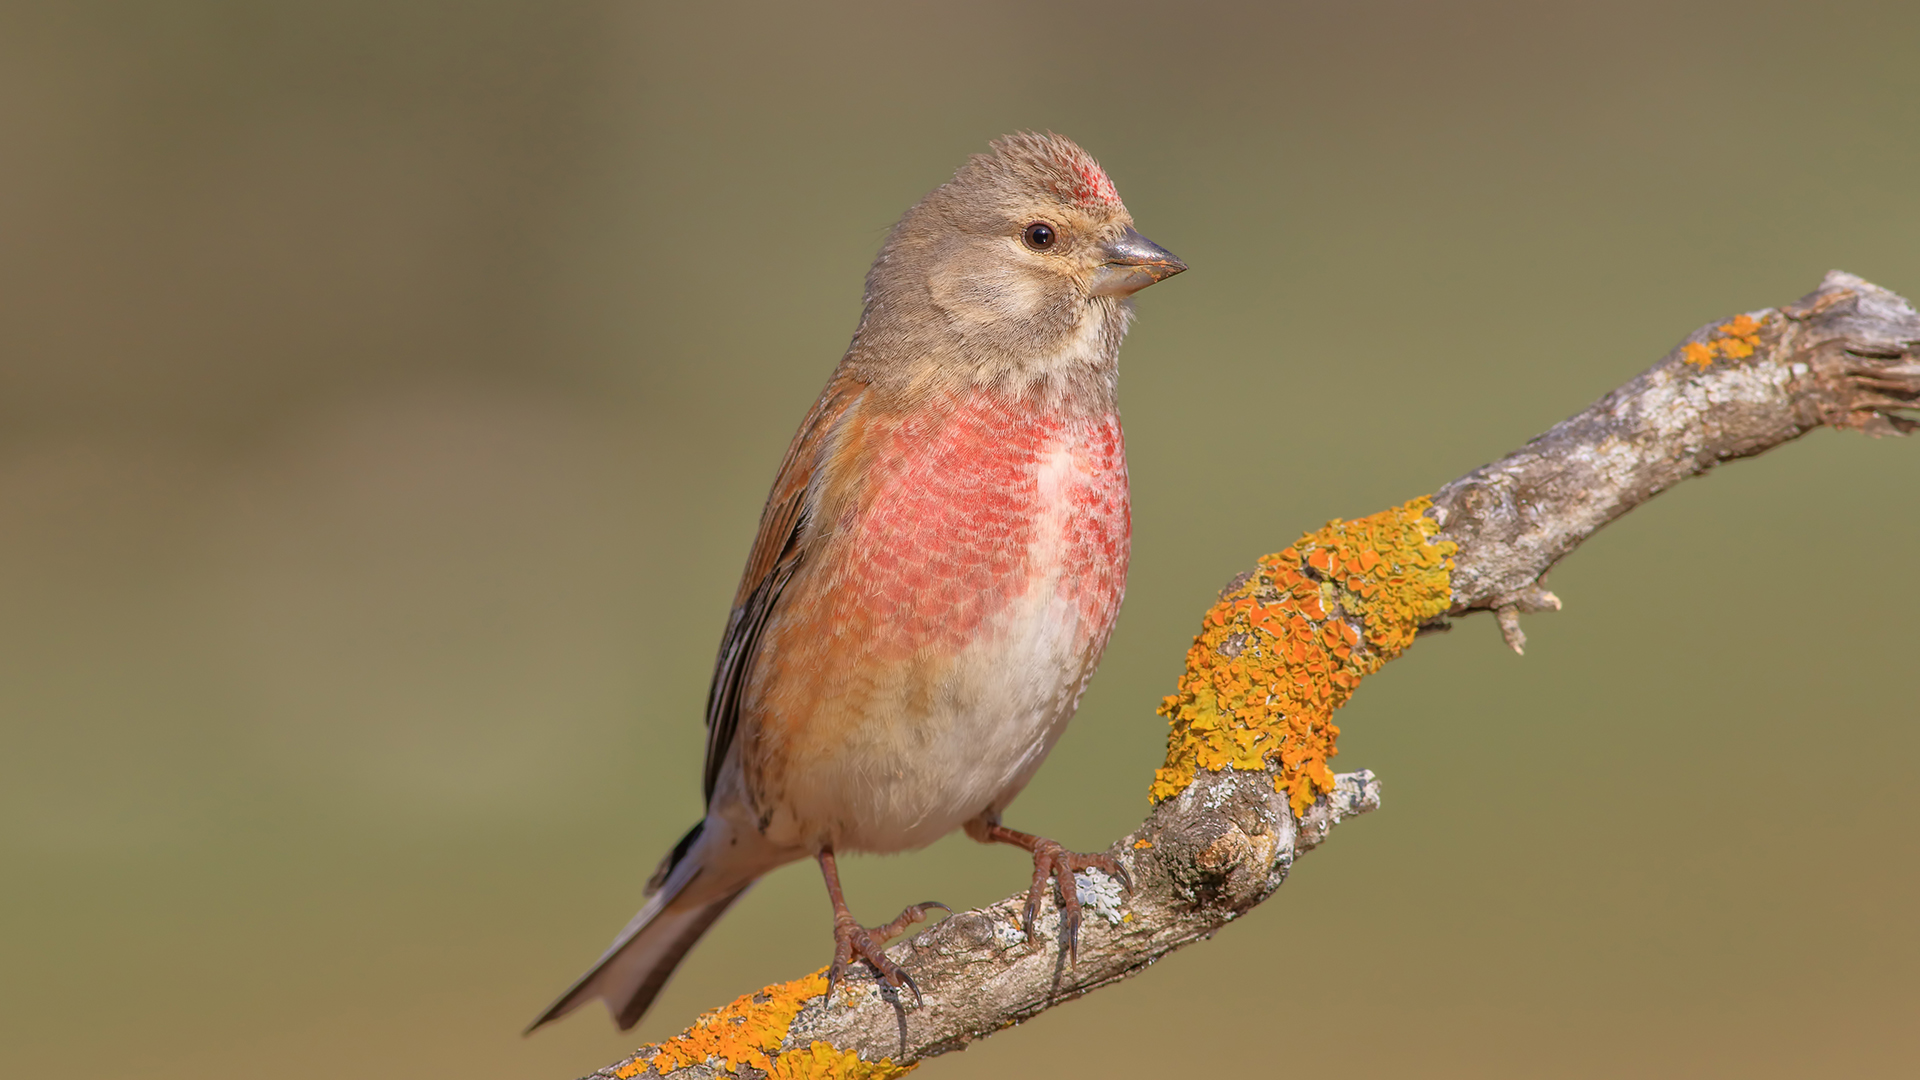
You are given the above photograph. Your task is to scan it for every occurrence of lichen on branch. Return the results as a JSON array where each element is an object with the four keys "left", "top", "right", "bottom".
[
  {"left": 1152, "top": 497, "right": 1456, "bottom": 813},
  {"left": 1681, "top": 311, "right": 1766, "bottom": 369},
  {"left": 605, "top": 971, "right": 911, "bottom": 1080}
]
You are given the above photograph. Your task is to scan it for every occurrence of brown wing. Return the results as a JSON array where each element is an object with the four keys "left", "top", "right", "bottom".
[{"left": 701, "top": 370, "right": 868, "bottom": 802}]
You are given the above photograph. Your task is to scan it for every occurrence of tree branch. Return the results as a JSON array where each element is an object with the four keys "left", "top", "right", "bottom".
[
  {"left": 1433, "top": 270, "right": 1920, "bottom": 650},
  {"left": 582, "top": 271, "right": 1918, "bottom": 1080}
]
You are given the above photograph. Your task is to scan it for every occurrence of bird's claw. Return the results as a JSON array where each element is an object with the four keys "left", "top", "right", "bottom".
[
  {"left": 1019, "top": 841, "right": 1131, "bottom": 962},
  {"left": 825, "top": 901, "right": 947, "bottom": 1005},
  {"left": 879, "top": 900, "right": 950, "bottom": 939}
]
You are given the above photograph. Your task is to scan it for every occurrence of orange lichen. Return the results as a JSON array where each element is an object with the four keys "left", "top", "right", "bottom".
[
  {"left": 619, "top": 971, "right": 915, "bottom": 1079},
  {"left": 1151, "top": 497, "right": 1456, "bottom": 815},
  {"left": 1682, "top": 311, "right": 1767, "bottom": 369},
  {"left": 768, "top": 1041, "right": 916, "bottom": 1079},
  {"left": 622, "top": 971, "right": 831, "bottom": 1077}
]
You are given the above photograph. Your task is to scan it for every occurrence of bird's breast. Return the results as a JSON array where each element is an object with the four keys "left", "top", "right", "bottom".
[
  {"left": 743, "top": 391, "right": 1130, "bottom": 850},
  {"left": 832, "top": 395, "right": 1129, "bottom": 656}
]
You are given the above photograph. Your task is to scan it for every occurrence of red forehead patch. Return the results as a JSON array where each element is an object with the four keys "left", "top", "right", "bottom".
[{"left": 1058, "top": 149, "right": 1122, "bottom": 208}]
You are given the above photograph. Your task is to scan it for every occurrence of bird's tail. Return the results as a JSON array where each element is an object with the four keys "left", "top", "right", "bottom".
[{"left": 526, "top": 819, "right": 758, "bottom": 1033}]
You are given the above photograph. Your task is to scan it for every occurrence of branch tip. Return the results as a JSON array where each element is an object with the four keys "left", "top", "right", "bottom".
[{"left": 1495, "top": 605, "right": 1527, "bottom": 655}]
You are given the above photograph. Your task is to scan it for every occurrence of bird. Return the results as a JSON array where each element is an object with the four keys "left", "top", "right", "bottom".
[{"left": 529, "top": 132, "right": 1185, "bottom": 1034}]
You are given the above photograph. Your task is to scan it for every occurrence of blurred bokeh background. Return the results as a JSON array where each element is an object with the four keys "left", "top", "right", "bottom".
[{"left": 3, "top": 1, "right": 1916, "bottom": 1076}]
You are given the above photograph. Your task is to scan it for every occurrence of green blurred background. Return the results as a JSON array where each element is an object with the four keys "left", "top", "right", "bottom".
[{"left": 3, "top": 1, "right": 1915, "bottom": 1076}]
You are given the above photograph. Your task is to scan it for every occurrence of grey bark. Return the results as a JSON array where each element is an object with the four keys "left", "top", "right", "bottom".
[
  {"left": 1432, "top": 271, "right": 1920, "bottom": 651},
  {"left": 586, "top": 271, "right": 1919, "bottom": 1079}
]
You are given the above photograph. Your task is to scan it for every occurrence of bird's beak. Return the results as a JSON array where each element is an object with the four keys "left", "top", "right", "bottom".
[{"left": 1088, "top": 226, "right": 1187, "bottom": 297}]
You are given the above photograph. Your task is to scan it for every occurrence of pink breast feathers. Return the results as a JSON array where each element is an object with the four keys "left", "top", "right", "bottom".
[{"left": 839, "top": 398, "right": 1130, "bottom": 660}]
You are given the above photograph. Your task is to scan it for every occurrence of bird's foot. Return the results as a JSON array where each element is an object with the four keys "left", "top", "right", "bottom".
[
  {"left": 826, "top": 901, "right": 948, "bottom": 1003},
  {"left": 1020, "top": 839, "right": 1131, "bottom": 961}
]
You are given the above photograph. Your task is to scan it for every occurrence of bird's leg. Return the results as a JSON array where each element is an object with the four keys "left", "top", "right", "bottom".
[
  {"left": 969, "top": 820, "right": 1131, "bottom": 961},
  {"left": 814, "top": 847, "right": 947, "bottom": 1003}
]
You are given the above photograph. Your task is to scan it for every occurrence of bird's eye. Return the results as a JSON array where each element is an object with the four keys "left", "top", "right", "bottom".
[{"left": 1022, "top": 222, "right": 1057, "bottom": 251}]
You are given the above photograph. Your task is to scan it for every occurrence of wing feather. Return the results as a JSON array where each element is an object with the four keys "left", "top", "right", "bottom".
[{"left": 701, "top": 371, "right": 868, "bottom": 802}]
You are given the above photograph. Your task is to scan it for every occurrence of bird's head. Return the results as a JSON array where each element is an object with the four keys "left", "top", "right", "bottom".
[{"left": 853, "top": 133, "right": 1185, "bottom": 398}]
